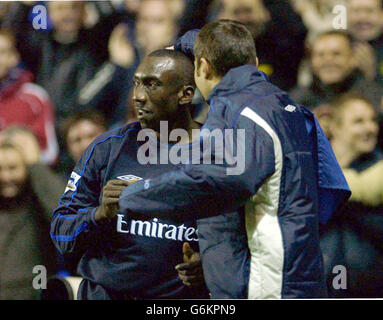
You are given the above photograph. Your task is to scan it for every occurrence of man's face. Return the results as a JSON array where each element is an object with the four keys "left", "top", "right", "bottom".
[
  {"left": 0, "top": 35, "right": 18, "bottom": 80},
  {"left": 133, "top": 56, "right": 181, "bottom": 131},
  {"left": 48, "top": 1, "right": 85, "bottom": 34},
  {"left": 333, "top": 99, "right": 378, "bottom": 156},
  {"left": 67, "top": 120, "right": 105, "bottom": 162},
  {"left": 0, "top": 147, "right": 27, "bottom": 199},
  {"left": 136, "top": 0, "right": 176, "bottom": 52},
  {"left": 348, "top": 0, "right": 383, "bottom": 41},
  {"left": 219, "top": 0, "right": 270, "bottom": 37},
  {"left": 311, "top": 35, "right": 355, "bottom": 85}
]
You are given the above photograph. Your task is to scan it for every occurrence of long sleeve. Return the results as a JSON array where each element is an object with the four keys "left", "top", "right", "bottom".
[
  {"left": 173, "top": 29, "right": 199, "bottom": 60},
  {"left": 119, "top": 99, "right": 276, "bottom": 221},
  {"left": 50, "top": 138, "right": 106, "bottom": 255},
  {"left": 301, "top": 107, "right": 351, "bottom": 224},
  {"left": 21, "top": 83, "right": 59, "bottom": 165}
]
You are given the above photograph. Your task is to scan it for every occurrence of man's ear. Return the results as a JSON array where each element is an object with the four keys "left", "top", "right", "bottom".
[
  {"left": 178, "top": 85, "right": 195, "bottom": 105},
  {"left": 200, "top": 57, "right": 212, "bottom": 79}
]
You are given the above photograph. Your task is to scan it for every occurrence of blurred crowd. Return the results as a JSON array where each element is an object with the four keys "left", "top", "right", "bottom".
[{"left": 0, "top": 0, "right": 382, "bottom": 299}]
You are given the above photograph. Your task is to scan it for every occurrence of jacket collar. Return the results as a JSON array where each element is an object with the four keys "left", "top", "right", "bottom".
[{"left": 206, "top": 65, "right": 267, "bottom": 104}]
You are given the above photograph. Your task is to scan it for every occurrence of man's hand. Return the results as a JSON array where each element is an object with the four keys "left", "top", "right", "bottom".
[
  {"left": 94, "top": 179, "right": 130, "bottom": 222},
  {"left": 108, "top": 24, "right": 135, "bottom": 68},
  {"left": 354, "top": 41, "right": 377, "bottom": 81},
  {"left": 175, "top": 242, "right": 205, "bottom": 287}
]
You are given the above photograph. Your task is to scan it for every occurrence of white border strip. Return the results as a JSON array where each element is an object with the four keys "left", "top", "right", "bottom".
[{"left": 240, "top": 107, "right": 284, "bottom": 299}]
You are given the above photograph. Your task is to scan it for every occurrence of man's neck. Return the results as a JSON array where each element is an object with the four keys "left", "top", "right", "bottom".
[
  {"left": 203, "top": 77, "right": 222, "bottom": 100},
  {"left": 157, "top": 108, "right": 201, "bottom": 145}
]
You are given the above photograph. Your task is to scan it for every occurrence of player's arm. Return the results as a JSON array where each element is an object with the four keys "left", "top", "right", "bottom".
[
  {"left": 50, "top": 140, "right": 108, "bottom": 255},
  {"left": 119, "top": 99, "right": 276, "bottom": 221},
  {"left": 173, "top": 29, "right": 199, "bottom": 60},
  {"left": 26, "top": 87, "right": 59, "bottom": 165}
]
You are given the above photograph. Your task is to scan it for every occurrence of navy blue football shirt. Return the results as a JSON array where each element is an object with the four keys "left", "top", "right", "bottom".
[{"left": 51, "top": 121, "right": 206, "bottom": 299}]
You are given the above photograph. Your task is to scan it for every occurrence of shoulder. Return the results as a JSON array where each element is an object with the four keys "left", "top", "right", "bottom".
[
  {"left": 91, "top": 121, "right": 141, "bottom": 147},
  {"left": 19, "top": 82, "right": 51, "bottom": 103},
  {"left": 74, "top": 122, "right": 141, "bottom": 173}
]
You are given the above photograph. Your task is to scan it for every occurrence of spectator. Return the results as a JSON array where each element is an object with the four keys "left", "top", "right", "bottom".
[
  {"left": 0, "top": 29, "right": 58, "bottom": 165},
  {"left": 177, "top": 0, "right": 214, "bottom": 37},
  {"left": 347, "top": 0, "right": 383, "bottom": 86},
  {"left": 79, "top": 0, "right": 187, "bottom": 130},
  {"left": 64, "top": 111, "right": 107, "bottom": 164},
  {"left": 57, "top": 110, "right": 107, "bottom": 181},
  {"left": 208, "top": 0, "right": 308, "bottom": 90},
  {"left": 100, "top": 0, "right": 180, "bottom": 67},
  {"left": 16, "top": 1, "right": 122, "bottom": 132},
  {"left": 289, "top": 0, "right": 347, "bottom": 87},
  {"left": 135, "top": 0, "right": 180, "bottom": 59},
  {"left": 290, "top": 0, "right": 346, "bottom": 44},
  {"left": 0, "top": 126, "right": 66, "bottom": 299},
  {"left": 290, "top": 31, "right": 382, "bottom": 110},
  {"left": 320, "top": 93, "right": 383, "bottom": 297}
]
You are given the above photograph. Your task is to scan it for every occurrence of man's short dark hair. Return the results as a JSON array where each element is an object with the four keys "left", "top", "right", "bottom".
[
  {"left": 148, "top": 49, "right": 195, "bottom": 88},
  {"left": 62, "top": 109, "right": 106, "bottom": 144},
  {"left": 194, "top": 19, "right": 257, "bottom": 77}
]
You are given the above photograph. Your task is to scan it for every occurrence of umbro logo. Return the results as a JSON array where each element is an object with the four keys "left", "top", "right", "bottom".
[
  {"left": 284, "top": 105, "right": 296, "bottom": 112},
  {"left": 117, "top": 174, "right": 143, "bottom": 182}
]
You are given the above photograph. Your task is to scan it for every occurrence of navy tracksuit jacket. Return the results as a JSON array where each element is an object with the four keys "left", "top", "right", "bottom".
[{"left": 118, "top": 30, "right": 351, "bottom": 299}]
